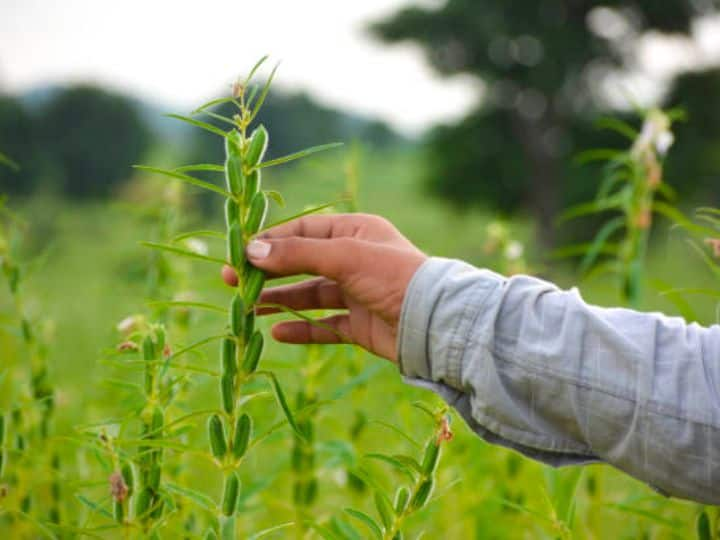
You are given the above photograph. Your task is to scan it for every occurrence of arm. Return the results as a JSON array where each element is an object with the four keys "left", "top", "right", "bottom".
[
  {"left": 228, "top": 213, "right": 720, "bottom": 505},
  {"left": 399, "top": 257, "right": 720, "bottom": 505}
]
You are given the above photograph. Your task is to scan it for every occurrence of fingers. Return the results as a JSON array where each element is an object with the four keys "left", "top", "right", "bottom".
[
  {"left": 257, "top": 278, "right": 345, "bottom": 314},
  {"left": 246, "top": 236, "right": 359, "bottom": 281},
  {"left": 271, "top": 314, "right": 352, "bottom": 345},
  {"left": 257, "top": 213, "right": 382, "bottom": 240}
]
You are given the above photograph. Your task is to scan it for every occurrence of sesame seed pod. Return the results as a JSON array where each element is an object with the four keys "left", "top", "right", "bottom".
[
  {"left": 225, "top": 131, "right": 244, "bottom": 195},
  {"left": 113, "top": 500, "right": 124, "bottom": 523},
  {"left": 409, "top": 478, "right": 434, "bottom": 511},
  {"left": 154, "top": 326, "right": 166, "bottom": 356},
  {"left": 243, "top": 266, "right": 265, "bottom": 306},
  {"left": 142, "top": 335, "right": 156, "bottom": 361},
  {"left": 0, "top": 414, "right": 5, "bottom": 445},
  {"left": 228, "top": 223, "right": 244, "bottom": 269},
  {"left": 243, "top": 170, "right": 261, "bottom": 208},
  {"left": 245, "top": 125, "right": 268, "bottom": 167},
  {"left": 0, "top": 452, "right": 4, "bottom": 478},
  {"left": 304, "top": 478, "right": 318, "bottom": 505},
  {"left": 208, "top": 414, "right": 227, "bottom": 459},
  {"left": 121, "top": 463, "right": 134, "bottom": 497},
  {"left": 243, "top": 311, "right": 255, "bottom": 345},
  {"left": 221, "top": 472, "right": 240, "bottom": 516},
  {"left": 393, "top": 486, "right": 410, "bottom": 514},
  {"left": 21, "top": 318, "right": 32, "bottom": 342},
  {"left": 204, "top": 529, "right": 218, "bottom": 540},
  {"left": 374, "top": 491, "right": 395, "bottom": 529},
  {"left": 244, "top": 191, "right": 268, "bottom": 236},
  {"left": 134, "top": 486, "right": 153, "bottom": 519},
  {"left": 232, "top": 413, "right": 251, "bottom": 459},
  {"left": 225, "top": 198, "right": 240, "bottom": 229},
  {"left": 220, "top": 337, "right": 237, "bottom": 377},
  {"left": 420, "top": 439, "right": 440, "bottom": 475},
  {"left": 221, "top": 374, "right": 235, "bottom": 414},
  {"left": 241, "top": 331, "right": 263, "bottom": 374},
  {"left": 229, "top": 294, "right": 246, "bottom": 338},
  {"left": 392, "top": 532, "right": 404, "bottom": 540},
  {"left": 148, "top": 464, "right": 161, "bottom": 491}
]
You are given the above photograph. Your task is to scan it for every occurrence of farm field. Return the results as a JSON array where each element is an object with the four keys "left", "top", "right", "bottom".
[{"left": 1, "top": 139, "right": 717, "bottom": 538}]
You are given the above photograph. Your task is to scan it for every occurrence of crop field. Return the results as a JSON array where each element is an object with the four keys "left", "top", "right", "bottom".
[{"left": 1, "top": 62, "right": 719, "bottom": 540}]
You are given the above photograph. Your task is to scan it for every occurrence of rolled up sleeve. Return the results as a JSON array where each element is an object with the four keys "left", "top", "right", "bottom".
[{"left": 397, "top": 257, "right": 720, "bottom": 505}]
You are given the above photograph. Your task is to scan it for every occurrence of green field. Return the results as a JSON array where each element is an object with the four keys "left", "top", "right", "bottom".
[{"left": 1, "top": 146, "right": 717, "bottom": 539}]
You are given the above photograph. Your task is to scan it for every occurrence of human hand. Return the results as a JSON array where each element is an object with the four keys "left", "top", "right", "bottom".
[{"left": 222, "top": 214, "right": 427, "bottom": 362}]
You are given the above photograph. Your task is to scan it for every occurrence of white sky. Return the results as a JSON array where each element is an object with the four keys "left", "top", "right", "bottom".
[
  {"left": 1, "top": 1, "right": 718, "bottom": 134},
  {"left": 0, "top": 0, "right": 479, "bottom": 135}
]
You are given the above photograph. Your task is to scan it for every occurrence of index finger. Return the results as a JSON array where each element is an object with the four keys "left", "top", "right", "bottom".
[{"left": 257, "top": 213, "right": 369, "bottom": 240}]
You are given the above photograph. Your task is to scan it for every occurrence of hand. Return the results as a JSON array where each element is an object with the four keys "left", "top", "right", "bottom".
[{"left": 222, "top": 214, "right": 427, "bottom": 362}]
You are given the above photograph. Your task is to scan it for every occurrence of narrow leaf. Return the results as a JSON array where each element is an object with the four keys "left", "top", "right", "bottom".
[
  {"left": 249, "top": 63, "right": 280, "bottom": 123},
  {"left": 192, "top": 96, "right": 241, "bottom": 114},
  {"left": 133, "top": 165, "right": 232, "bottom": 198},
  {"left": 245, "top": 55, "right": 270, "bottom": 87},
  {"left": 256, "top": 371, "right": 303, "bottom": 439},
  {"left": 165, "top": 482, "right": 217, "bottom": 512},
  {"left": 260, "top": 201, "right": 345, "bottom": 232},
  {"left": 258, "top": 143, "right": 344, "bottom": 169},
  {"left": 75, "top": 494, "right": 113, "bottom": 520},
  {"left": 165, "top": 113, "right": 228, "bottom": 138},
  {"left": 147, "top": 300, "right": 227, "bottom": 313},
  {"left": 173, "top": 164, "right": 225, "bottom": 173},
  {"left": 140, "top": 241, "right": 227, "bottom": 265},
  {"left": 343, "top": 509, "right": 382, "bottom": 540}
]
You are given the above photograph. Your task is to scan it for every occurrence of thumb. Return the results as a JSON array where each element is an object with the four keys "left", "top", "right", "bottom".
[{"left": 245, "top": 237, "right": 356, "bottom": 280}]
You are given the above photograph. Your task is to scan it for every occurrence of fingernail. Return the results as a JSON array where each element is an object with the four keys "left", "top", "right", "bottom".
[{"left": 246, "top": 240, "right": 271, "bottom": 259}]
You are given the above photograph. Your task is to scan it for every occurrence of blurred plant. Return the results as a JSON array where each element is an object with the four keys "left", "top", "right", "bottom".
[
  {"left": 559, "top": 108, "right": 683, "bottom": 306},
  {"left": 0, "top": 196, "right": 60, "bottom": 532},
  {"left": 483, "top": 220, "right": 529, "bottom": 275},
  {"left": 309, "top": 403, "right": 453, "bottom": 540}
]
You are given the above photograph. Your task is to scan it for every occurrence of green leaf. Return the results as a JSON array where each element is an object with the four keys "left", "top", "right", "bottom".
[
  {"left": 165, "top": 482, "right": 217, "bottom": 513},
  {"left": 255, "top": 371, "right": 303, "bottom": 439},
  {"left": 247, "top": 522, "right": 295, "bottom": 540},
  {"left": 258, "top": 143, "right": 344, "bottom": 169},
  {"left": 165, "top": 113, "right": 228, "bottom": 138},
  {"left": 75, "top": 494, "right": 113, "bottom": 520},
  {"left": 245, "top": 55, "right": 270, "bottom": 87},
  {"left": 172, "top": 229, "right": 226, "bottom": 242},
  {"left": 260, "top": 201, "right": 344, "bottom": 232},
  {"left": 0, "top": 151, "right": 19, "bottom": 171},
  {"left": 579, "top": 216, "right": 625, "bottom": 275},
  {"left": 696, "top": 510, "right": 712, "bottom": 540},
  {"left": 133, "top": 165, "right": 232, "bottom": 198},
  {"left": 255, "top": 303, "right": 351, "bottom": 343},
  {"left": 191, "top": 96, "right": 241, "bottom": 114},
  {"left": 146, "top": 300, "right": 227, "bottom": 314},
  {"left": 343, "top": 509, "right": 383, "bottom": 540},
  {"left": 173, "top": 164, "right": 225, "bottom": 174},
  {"left": 557, "top": 195, "right": 625, "bottom": 223},
  {"left": 140, "top": 241, "right": 227, "bottom": 265},
  {"left": 654, "top": 202, "right": 717, "bottom": 237},
  {"left": 595, "top": 117, "right": 638, "bottom": 140},
  {"left": 364, "top": 453, "right": 417, "bottom": 481},
  {"left": 543, "top": 467, "right": 583, "bottom": 528},
  {"left": 249, "top": 63, "right": 280, "bottom": 124},
  {"left": 264, "top": 190, "right": 285, "bottom": 207},
  {"left": 303, "top": 522, "right": 344, "bottom": 540},
  {"left": 574, "top": 148, "right": 628, "bottom": 165}
]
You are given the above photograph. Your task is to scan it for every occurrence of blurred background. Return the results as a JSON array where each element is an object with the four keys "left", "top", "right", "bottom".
[{"left": 2, "top": 1, "right": 720, "bottom": 537}]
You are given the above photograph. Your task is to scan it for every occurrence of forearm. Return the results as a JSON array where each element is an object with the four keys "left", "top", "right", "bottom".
[{"left": 398, "top": 257, "right": 720, "bottom": 504}]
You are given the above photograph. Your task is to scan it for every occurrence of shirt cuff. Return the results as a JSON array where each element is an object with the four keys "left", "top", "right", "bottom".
[{"left": 396, "top": 257, "right": 505, "bottom": 388}]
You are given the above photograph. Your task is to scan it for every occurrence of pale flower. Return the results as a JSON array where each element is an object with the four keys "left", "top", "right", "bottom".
[
  {"left": 505, "top": 241, "right": 524, "bottom": 261},
  {"left": 184, "top": 238, "right": 208, "bottom": 256}
]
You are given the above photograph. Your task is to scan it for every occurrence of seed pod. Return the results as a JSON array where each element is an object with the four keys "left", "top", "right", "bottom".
[
  {"left": 232, "top": 413, "right": 251, "bottom": 459},
  {"left": 374, "top": 492, "right": 395, "bottom": 529},
  {"left": 134, "top": 486, "right": 153, "bottom": 518},
  {"left": 121, "top": 463, "right": 134, "bottom": 497},
  {"left": 241, "top": 331, "right": 263, "bottom": 374},
  {"left": 220, "top": 337, "right": 237, "bottom": 376},
  {"left": 245, "top": 125, "right": 268, "bottom": 167},
  {"left": 113, "top": 500, "right": 124, "bottom": 523},
  {"left": 142, "top": 335, "right": 155, "bottom": 361},
  {"left": 392, "top": 532, "right": 403, "bottom": 540},
  {"left": 21, "top": 318, "right": 32, "bottom": 342},
  {"left": 244, "top": 311, "right": 255, "bottom": 344},
  {"left": 148, "top": 464, "right": 161, "bottom": 491},
  {"left": 243, "top": 170, "right": 261, "bottom": 208},
  {"left": 394, "top": 486, "right": 410, "bottom": 514},
  {"left": 421, "top": 439, "right": 440, "bottom": 475},
  {"left": 0, "top": 414, "right": 5, "bottom": 445},
  {"left": 208, "top": 414, "right": 227, "bottom": 459},
  {"left": 154, "top": 326, "right": 166, "bottom": 356},
  {"left": 0, "top": 451, "right": 5, "bottom": 478},
  {"left": 151, "top": 407, "right": 164, "bottom": 434},
  {"left": 409, "top": 478, "right": 434, "bottom": 510},
  {"left": 225, "top": 154, "right": 245, "bottom": 196},
  {"left": 229, "top": 294, "right": 246, "bottom": 337},
  {"left": 221, "top": 374, "right": 235, "bottom": 414},
  {"left": 304, "top": 478, "right": 318, "bottom": 505},
  {"left": 228, "top": 223, "right": 244, "bottom": 268},
  {"left": 222, "top": 472, "right": 240, "bottom": 516},
  {"left": 204, "top": 529, "right": 218, "bottom": 540},
  {"left": 225, "top": 198, "right": 240, "bottom": 229},
  {"left": 244, "top": 191, "right": 268, "bottom": 235},
  {"left": 243, "top": 266, "right": 265, "bottom": 306}
]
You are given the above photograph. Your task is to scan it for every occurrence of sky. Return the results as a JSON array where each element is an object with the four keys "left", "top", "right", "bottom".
[
  {"left": 1, "top": 1, "right": 719, "bottom": 135},
  {"left": 0, "top": 0, "right": 478, "bottom": 135}
]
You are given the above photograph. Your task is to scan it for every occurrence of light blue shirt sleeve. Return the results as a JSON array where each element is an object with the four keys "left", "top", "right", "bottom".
[{"left": 397, "top": 257, "right": 720, "bottom": 505}]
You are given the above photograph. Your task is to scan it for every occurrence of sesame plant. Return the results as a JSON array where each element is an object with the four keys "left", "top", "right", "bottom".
[
  {"left": 0, "top": 196, "right": 60, "bottom": 534},
  {"left": 559, "top": 108, "right": 682, "bottom": 306}
]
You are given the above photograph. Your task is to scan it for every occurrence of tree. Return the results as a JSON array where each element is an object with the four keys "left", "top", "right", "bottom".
[
  {"left": 0, "top": 95, "right": 38, "bottom": 194},
  {"left": 40, "top": 85, "right": 152, "bottom": 198},
  {"left": 371, "top": 1, "right": 719, "bottom": 246}
]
